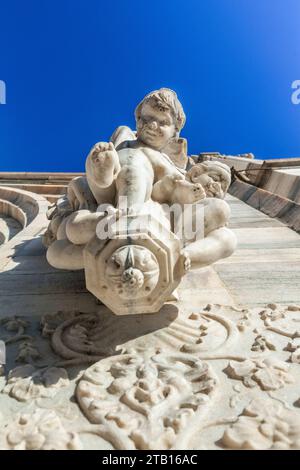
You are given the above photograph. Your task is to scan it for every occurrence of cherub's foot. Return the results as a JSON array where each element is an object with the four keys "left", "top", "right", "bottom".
[
  {"left": 92, "top": 140, "right": 111, "bottom": 153},
  {"left": 174, "top": 179, "right": 206, "bottom": 204},
  {"left": 88, "top": 142, "right": 120, "bottom": 187},
  {"left": 91, "top": 142, "right": 118, "bottom": 167}
]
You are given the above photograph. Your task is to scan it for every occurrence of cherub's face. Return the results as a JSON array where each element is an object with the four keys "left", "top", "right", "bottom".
[
  {"left": 136, "top": 101, "right": 176, "bottom": 150},
  {"left": 187, "top": 163, "right": 231, "bottom": 199},
  {"left": 205, "top": 168, "right": 230, "bottom": 195}
]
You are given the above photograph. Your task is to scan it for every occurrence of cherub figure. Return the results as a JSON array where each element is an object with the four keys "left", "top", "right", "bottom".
[
  {"left": 45, "top": 88, "right": 236, "bottom": 305},
  {"left": 86, "top": 88, "right": 205, "bottom": 209},
  {"left": 46, "top": 89, "right": 207, "bottom": 268}
]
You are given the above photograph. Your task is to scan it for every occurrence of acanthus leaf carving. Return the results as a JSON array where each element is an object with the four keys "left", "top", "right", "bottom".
[{"left": 76, "top": 350, "right": 218, "bottom": 450}]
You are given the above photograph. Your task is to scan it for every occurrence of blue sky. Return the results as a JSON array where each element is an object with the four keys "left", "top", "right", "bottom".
[{"left": 0, "top": 0, "right": 300, "bottom": 171}]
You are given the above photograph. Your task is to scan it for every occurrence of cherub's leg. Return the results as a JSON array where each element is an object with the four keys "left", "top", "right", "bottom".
[
  {"left": 184, "top": 227, "right": 237, "bottom": 270},
  {"left": 67, "top": 176, "right": 97, "bottom": 211},
  {"left": 43, "top": 214, "right": 64, "bottom": 247},
  {"left": 116, "top": 164, "right": 153, "bottom": 209},
  {"left": 56, "top": 216, "right": 68, "bottom": 240},
  {"left": 180, "top": 198, "right": 236, "bottom": 271},
  {"left": 86, "top": 142, "right": 119, "bottom": 206},
  {"left": 46, "top": 239, "right": 84, "bottom": 270},
  {"left": 152, "top": 175, "right": 206, "bottom": 205},
  {"left": 65, "top": 210, "right": 106, "bottom": 245},
  {"left": 46, "top": 210, "right": 107, "bottom": 269},
  {"left": 55, "top": 210, "right": 106, "bottom": 245},
  {"left": 203, "top": 198, "right": 231, "bottom": 236}
]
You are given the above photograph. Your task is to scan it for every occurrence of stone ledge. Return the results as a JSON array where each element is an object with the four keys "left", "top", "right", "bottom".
[{"left": 229, "top": 179, "right": 300, "bottom": 233}]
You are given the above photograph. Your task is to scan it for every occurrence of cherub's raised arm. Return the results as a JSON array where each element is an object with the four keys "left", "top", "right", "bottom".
[
  {"left": 110, "top": 126, "right": 136, "bottom": 150},
  {"left": 149, "top": 151, "right": 186, "bottom": 182}
]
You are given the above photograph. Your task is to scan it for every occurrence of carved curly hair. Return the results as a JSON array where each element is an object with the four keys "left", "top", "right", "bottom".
[{"left": 135, "top": 88, "right": 186, "bottom": 132}]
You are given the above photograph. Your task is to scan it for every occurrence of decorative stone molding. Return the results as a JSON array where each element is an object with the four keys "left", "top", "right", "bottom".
[{"left": 1, "top": 303, "right": 300, "bottom": 449}]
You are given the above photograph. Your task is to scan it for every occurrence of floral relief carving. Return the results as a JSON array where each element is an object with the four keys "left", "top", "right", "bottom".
[
  {"left": 16, "top": 341, "right": 41, "bottom": 363},
  {"left": 236, "top": 312, "right": 252, "bottom": 332},
  {"left": 0, "top": 316, "right": 31, "bottom": 344},
  {"left": 76, "top": 350, "right": 218, "bottom": 449},
  {"left": 1, "top": 303, "right": 300, "bottom": 449},
  {"left": 40, "top": 307, "right": 238, "bottom": 363},
  {"left": 259, "top": 306, "right": 286, "bottom": 325},
  {"left": 3, "top": 364, "right": 69, "bottom": 402},
  {"left": 225, "top": 358, "right": 294, "bottom": 391},
  {"left": 284, "top": 338, "right": 300, "bottom": 363},
  {"left": 0, "top": 409, "right": 82, "bottom": 450},
  {"left": 289, "top": 349, "right": 300, "bottom": 364},
  {"left": 261, "top": 305, "right": 300, "bottom": 340},
  {"left": 251, "top": 334, "right": 276, "bottom": 352},
  {"left": 221, "top": 399, "right": 300, "bottom": 450}
]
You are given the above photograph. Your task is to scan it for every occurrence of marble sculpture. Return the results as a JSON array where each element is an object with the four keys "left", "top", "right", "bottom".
[{"left": 44, "top": 88, "right": 236, "bottom": 314}]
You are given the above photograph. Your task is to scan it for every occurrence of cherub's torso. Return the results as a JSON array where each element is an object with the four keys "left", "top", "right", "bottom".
[{"left": 116, "top": 139, "right": 182, "bottom": 183}]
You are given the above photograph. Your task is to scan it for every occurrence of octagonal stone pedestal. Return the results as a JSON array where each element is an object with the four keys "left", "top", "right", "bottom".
[{"left": 83, "top": 209, "right": 183, "bottom": 315}]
